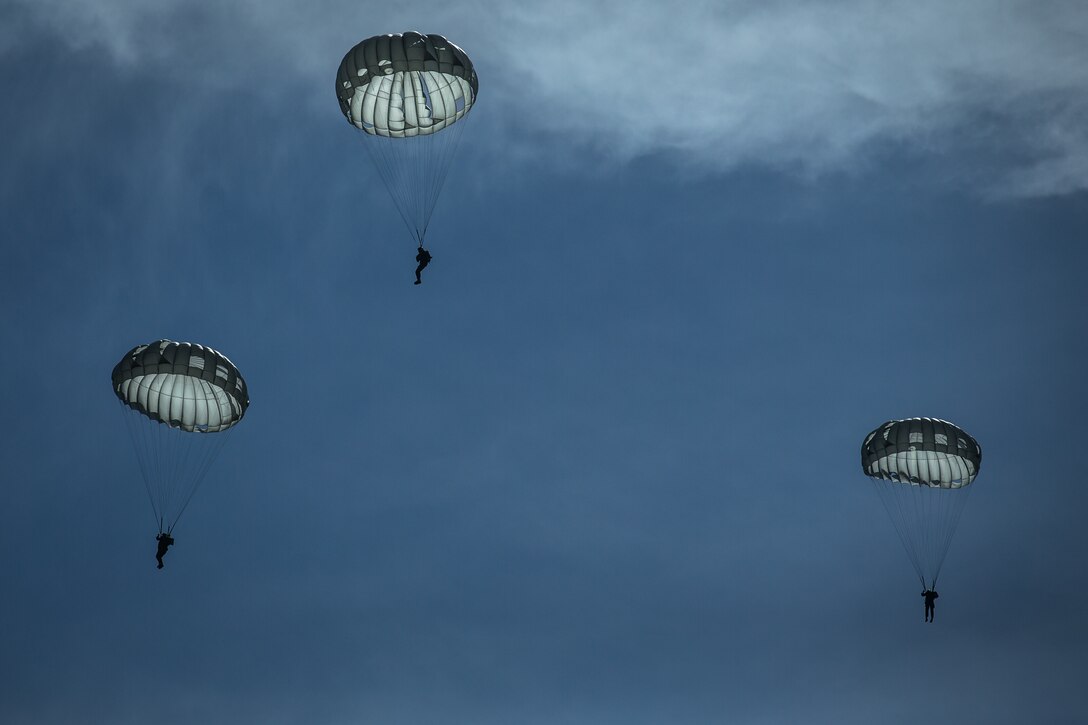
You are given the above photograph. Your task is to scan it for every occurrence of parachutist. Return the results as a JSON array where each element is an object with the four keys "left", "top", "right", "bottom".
[
  {"left": 414, "top": 245, "right": 432, "bottom": 285},
  {"left": 155, "top": 532, "right": 175, "bottom": 569},
  {"left": 921, "top": 589, "right": 939, "bottom": 622}
]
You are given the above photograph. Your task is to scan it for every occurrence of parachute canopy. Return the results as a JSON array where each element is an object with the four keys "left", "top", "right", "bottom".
[
  {"left": 336, "top": 31, "right": 477, "bottom": 137},
  {"left": 113, "top": 340, "right": 248, "bottom": 432},
  {"left": 335, "top": 32, "right": 478, "bottom": 245},
  {"left": 113, "top": 340, "right": 249, "bottom": 533},
  {"left": 860, "top": 418, "right": 982, "bottom": 589},
  {"left": 862, "top": 418, "right": 981, "bottom": 489}
]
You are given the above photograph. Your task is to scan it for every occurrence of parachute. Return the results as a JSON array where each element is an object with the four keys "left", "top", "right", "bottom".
[
  {"left": 861, "top": 418, "right": 982, "bottom": 589},
  {"left": 112, "top": 340, "right": 249, "bottom": 534},
  {"left": 336, "top": 31, "right": 478, "bottom": 247}
]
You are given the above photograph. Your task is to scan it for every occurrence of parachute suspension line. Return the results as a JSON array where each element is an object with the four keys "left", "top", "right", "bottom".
[
  {"left": 415, "top": 121, "right": 428, "bottom": 239},
  {"left": 118, "top": 402, "right": 163, "bottom": 532},
  {"left": 871, "top": 479, "right": 926, "bottom": 586},
  {"left": 907, "top": 483, "right": 936, "bottom": 589},
  {"left": 356, "top": 109, "right": 471, "bottom": 246},
  {"left": 118, "top": 400, "right": 235, "bottom": 534},
  {"left": 420, "top": 112, "right": 470, "bottom": 242},
  {"left": 930, "top": 486, "right": 972, "bottom": 588},
  {"left": 167, "top": 427, "right": 233, "bottom": 534},
  {"left": 910, "top": 482, "right": 971, "bottom": 590},
  {"left": 872, "top": 476, "right": 972, "bottom": 590},
  {"left": 156, "top": 417, "right": 232, "bottom": 534},
  {"left": 413, "top": 111, "right": 428, "bottom": 241},
  {"left": 411, "top": 127, "right": 427, "bottom": 241},
  {"left": 903, "top": 478, "right": 932, "bottom": 585},
  {"left": 360, "top": 135, "right": 416, "bottom": 243},
  {"left": 162, "top": 418, "right": 194, "bottom": 524},
  {"left": 138, "top": 405, "right": 181, "bottom": 530}
]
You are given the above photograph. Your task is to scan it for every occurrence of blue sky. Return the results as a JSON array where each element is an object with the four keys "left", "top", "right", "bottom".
[{"left": 1, "top": 2, "right": 1087, "bottom": 723}]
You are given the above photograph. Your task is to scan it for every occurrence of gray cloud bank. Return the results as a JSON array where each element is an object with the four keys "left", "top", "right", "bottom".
[{"left": 6, "top": 0, "right": 1088, "bottom": 198}]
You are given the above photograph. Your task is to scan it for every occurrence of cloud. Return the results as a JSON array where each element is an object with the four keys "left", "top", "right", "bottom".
[{"left": 6, "top": 0, "right": 1088, "bottom": 197}]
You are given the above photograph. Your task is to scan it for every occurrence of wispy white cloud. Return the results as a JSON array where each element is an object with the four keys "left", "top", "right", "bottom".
[{"left": 6, "top": 0, "right": 1088, "bottom": 197}]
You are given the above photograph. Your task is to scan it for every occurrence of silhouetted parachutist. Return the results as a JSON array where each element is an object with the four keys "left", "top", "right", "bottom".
[
  {"left": 921, "top": 589, "right": 939, "bottom": 622},
  {"left": 155, "top": 532, "right": 175, "bottom": 569},
  {"left": 414, "top": 246, "right": 432, "bottom": 285}
]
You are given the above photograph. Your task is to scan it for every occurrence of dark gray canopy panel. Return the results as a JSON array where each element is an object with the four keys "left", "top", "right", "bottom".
[
  {"left": 112, "top": 340, "right": 249, "bottom": 433},
  {"left": 336, "top": 32, "right": 478, "bottom": 137},
  {"left": 861, "top": 417, "right": 981, "bottom": 489}
]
